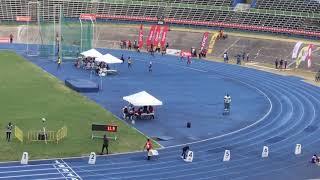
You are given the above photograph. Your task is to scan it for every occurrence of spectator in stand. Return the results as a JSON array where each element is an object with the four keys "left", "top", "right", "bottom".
[
  {"left": 279, "top": 59, "right": 284, "bottom": 69},
  {"left": 120, "top": 40, "right": 124, "bottom": 49},
  {"left": 128, "top": 40, "right": 132, "bottom": 50},
  {"left": 123, "top": 40, "right": 127, "bottom": 49},
  {"left": 166, "top": 42, "right": 169, "bottom": 49},
  {"left": 242, "top": 52, "right": 246, "bottom": 61},
  {"left": 315, "top": 70, "right": 320, "bottom": 82},
  {"left": 223, "top": 52, "right": 229, "bottom": 63},
  {"left": 9, "top": 34, "right": 13, "bottom": 44},
  {"left": 275, "top": 59, "right": 279, "bottom": 69},
  {"left": 133, "top": 40, "right": 137, "bottom": 49},
  {"left": 236, "top": 54, "right": 241, "bottom": 65},
  {"left": 246, "top": 53, "right": 250, "bottom": 62},
  {"left": 161, "top": 47, "right": 166, "bottom": 56},
  {"left": 284, "top": 60, "right": 288, "bottom": 69}
]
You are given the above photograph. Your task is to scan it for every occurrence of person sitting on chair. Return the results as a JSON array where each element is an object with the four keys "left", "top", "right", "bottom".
[
  {"left": 312, "top": 154, "right": 319, "bottom": 163},
  {"left": 123, "top": 106, "right": 129, "bottom": 119},
  {"left": 181, "top": 145, "right": 190, "bottom": 159}
]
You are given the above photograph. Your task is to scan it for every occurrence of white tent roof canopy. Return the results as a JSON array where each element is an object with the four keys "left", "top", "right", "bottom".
[
  {"left": 80, "top": 49, "right": 103, "bottom": 58},
  {"left": 95, "top": 53, "right": 123, "bottom": 64},
  {"left": 123, "top": 91, "right": 163, "bottom": 106}
]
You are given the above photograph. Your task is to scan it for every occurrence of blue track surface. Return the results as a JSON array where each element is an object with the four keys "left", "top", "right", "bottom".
[{"left": 1, "top": 44, "right": 320, "bottom": 179}]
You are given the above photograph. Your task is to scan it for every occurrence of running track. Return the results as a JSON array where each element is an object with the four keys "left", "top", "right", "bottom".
[{"left": 0, "top": 45, "right": 320, "bottom": 179}]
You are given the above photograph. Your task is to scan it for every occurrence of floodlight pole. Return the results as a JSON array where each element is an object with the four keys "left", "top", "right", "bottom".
[
  {"left": 79, "top": 18, "right": 83, "bottom": 52},
  {"left": 53, "top": 4, "right": 62, "bottom": 60},
  {"left": 26, "top": 1, "right": 40, "bottom": 54}
]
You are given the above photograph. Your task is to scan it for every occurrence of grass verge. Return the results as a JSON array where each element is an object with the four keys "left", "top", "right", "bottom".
[{"left": 0, "top": 51, "right": 158, "bottom": 161}]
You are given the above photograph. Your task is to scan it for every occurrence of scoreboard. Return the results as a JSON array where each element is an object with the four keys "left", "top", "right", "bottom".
[{"left": 92, "top": 124, "right": 118, "bottom": 132}]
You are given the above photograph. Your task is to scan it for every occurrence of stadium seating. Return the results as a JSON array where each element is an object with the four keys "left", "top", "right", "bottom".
[
  {"left": 0, "top": 0, "right": 319, "bottom": 38},
  {"left": 255, "top": 0, "right": 320, "bottom": 13}
]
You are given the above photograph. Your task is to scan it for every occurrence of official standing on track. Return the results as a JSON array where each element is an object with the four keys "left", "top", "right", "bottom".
[
  {"left": 149, "top": 61, "right": 152, "bottom": 72},
  {"left": 57, "top": 56, "right": 61, "bottom": 70},
  {"left": 6, "top": 122, "right": 13, "bottom": 142},
  {"left": 101, "top": 134, "right": 109, "bottom": 155}
]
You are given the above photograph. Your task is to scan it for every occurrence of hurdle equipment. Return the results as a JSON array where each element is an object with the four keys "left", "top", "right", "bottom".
[
  {"left": 262, "top": 146, "right": 269, "bottom": 158},
  {"left": 295, "top": 144, "right": 302, "bottom": 155},
  {"left": 223, "top": 150, "right": 230, "bottom": 162},
  {"left": 14, "top": 126, "right": 24, "bottom": 143},
  {"left": 184, "top": 151, "right": 194, "bottom": 162},
  {"left": 88, "top": 152, "right": 96, "bottom": 165},
  {"left": 56, "top": 126, "right": 67, "bottom": 144},
  {"left": 21, "top": 152, "right": 29, "bottom": 165}
]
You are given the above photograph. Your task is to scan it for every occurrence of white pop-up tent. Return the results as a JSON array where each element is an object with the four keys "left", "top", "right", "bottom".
[
  {"left": 80, "top": 49, "right": 103, "bottom": 58},
  {"left": 123, "top": 91, "right": 163, "bottom": 106},
  {"left": 95, "top": 53, "right": 123, "bottom": 64}
]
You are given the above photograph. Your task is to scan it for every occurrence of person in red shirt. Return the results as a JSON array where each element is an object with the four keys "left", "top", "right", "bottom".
[{"left": 143, "top": 139, "right": 153, "bottom": 160}]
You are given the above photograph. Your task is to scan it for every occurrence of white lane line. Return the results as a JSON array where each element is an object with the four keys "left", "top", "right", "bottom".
[
  {"left": 72, "top": 68, "right": 316, "bottom": 179},
  {"left": 60, "top": 159, "right": 82, "bottom": 180},
  {"left": 0, "top": 172, "right": 61, "bottom": 179},
  {"left": 0, "top": 163, "right": 53, "bottom": 168}
]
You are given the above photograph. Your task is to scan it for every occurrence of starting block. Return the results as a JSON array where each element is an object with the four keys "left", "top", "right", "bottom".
[
  {"left": 184, "top": 151, "right": 194, "bottom": 162},
  {"left": 88, "top": 152, "right": 96, "bottom": 165},
  {"left": 223, "top": 150, "right": 230, "bottom": 162},
  {"left": 21, "top": 152, "right": 29, "bottom": 165},
  {"left": 262, "top": 146, "right": 269, "bottom": 158}
]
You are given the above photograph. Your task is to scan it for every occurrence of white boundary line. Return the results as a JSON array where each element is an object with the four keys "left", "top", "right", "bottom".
[{"left": 60, "top": 159, "right": 82, "bottom": 180}]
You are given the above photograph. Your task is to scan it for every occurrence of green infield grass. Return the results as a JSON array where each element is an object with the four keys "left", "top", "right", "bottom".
[{"left": 0, "top": 51, "right": 158, "bottom": 161}]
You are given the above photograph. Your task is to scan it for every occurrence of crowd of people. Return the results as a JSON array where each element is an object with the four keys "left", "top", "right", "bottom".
[
  {"left": 74, "top": 57, "right": 113, "bottom": 76},
  {"left": 275, "top": 59, "right": 288, "bottom": 69},
  {"left": 123, "top": 105, "right": 155, "bottom": 120}
]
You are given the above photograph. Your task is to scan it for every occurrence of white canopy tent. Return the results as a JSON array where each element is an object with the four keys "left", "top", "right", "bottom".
[
  {"left": 80, "top": 49, "right": 103, "bottom": 58},
  {"left": 123, "top": 91, "right": 163, "bottom": 106},
  {"left": 95, "top": 53, "right": 123, "bottom": 64}
]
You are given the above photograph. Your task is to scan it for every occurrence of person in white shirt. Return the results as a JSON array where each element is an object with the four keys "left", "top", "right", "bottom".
[{"left": 224, "top": 94, "right": 231, "bottom": 111}]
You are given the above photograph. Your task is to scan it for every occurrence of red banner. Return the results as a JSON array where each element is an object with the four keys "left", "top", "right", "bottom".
[
  {"left": 153, "top": 25, "right": 161, "bottom": 46},
  {"left": 138, "top": 24, "right": 144, "bottom": 48},
  {"left": 200, "top": 32, "right": 209, "bottom": 52},
  {"left": 80, "top": 14, "right": 96, "bottom": 20},
  {"left": 160, "top": 26, "right": 169, "bottom": 47},
  {"left": 146, "top": 25, "right": 156, "bottom": 46},
  {"left": 16, "top": 16, "right": 31, "bottom": 22},
  {"left": 307, "top": 44, "right": 314, "bottom": 68}
]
